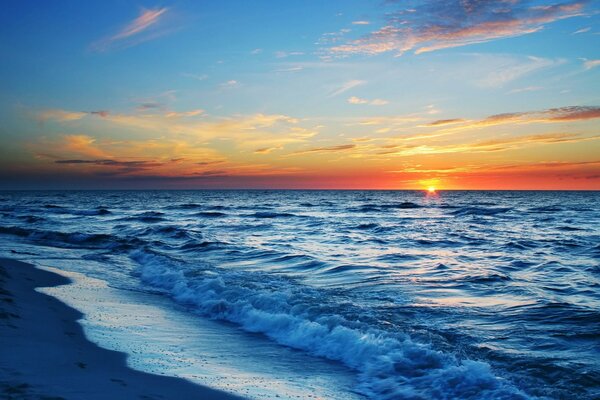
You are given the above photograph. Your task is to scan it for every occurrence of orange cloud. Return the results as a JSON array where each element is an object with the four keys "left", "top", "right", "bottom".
[
  {"left": 290, "top": 144, "right": 356, "bottom": 155},
  {"left": 425, "top": 118, "right": 466, "bottom": 126},
  {"left": 62, "top": 135, "right": 112, "bottom": 158}
]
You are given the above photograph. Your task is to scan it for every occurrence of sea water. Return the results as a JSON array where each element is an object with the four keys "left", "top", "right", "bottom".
[{"left": 0, "top": 190, "right": 598, "bottom": 399}]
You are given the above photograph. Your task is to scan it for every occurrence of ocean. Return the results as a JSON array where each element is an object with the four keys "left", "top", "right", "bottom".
[{"left": 0, "top": 190, "right": 598, "bottom": 399}]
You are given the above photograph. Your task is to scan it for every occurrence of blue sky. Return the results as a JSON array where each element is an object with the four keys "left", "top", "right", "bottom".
[{"left": 0, "top": 0, "right": 598, "bottom": 189}]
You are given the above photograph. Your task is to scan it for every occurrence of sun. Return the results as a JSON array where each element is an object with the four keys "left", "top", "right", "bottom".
[{"left": 427, "top": 186, "right": 436, "bottom": 194}]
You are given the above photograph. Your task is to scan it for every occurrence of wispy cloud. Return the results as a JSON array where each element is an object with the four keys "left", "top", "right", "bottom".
[
  {"left": 274, "top": 66, "right": 304, "bottom": 73},
  {"left": 475, "top": 105, "right": 600, "bottom": 125},
  {"left": 508, "top": 86, "right": 543, "bottom": 94},
  {"left": 290, "top": 144, "right": 356, "bottom": 155},
  {"left": 582, "top": 59, "right": 600, "bottom": 70},
  {"left": 181, "top": 72, "right": 208, "bottom": 81},
  {"left": 329, "top": 1, "right": 588, "bottom": 56},
  {"left": 352, "top": 21, "right": 370, "bottom": 25},
  {"left": 165, "top": 109, "right": 204, "bottom": 118},
  {"left": 90, "top": 7, "right": 170, "bottom": 52},
  {"left": 347, "top": 96, "right": 389, "bottom": 105},
  {"left": 36, "top": 109, "right": 86, "bottom": 122},
  {"left": 220, "top": 80, "right": 240, "bottom": 89},
  {"left": 425, "top": 118, "right": 466, "bottom": 127},
  {"left": 328, "top": 80, "right": 366, "bottom": 97},
  {"left": 36, "top": 109, "right": 109, "bottom": 122},
  {"left": 254, "top": 146, "right": 281, "bottom": 154},
  {"left": 427, "top": 105, "right": 600, "bottom": 134},
  {"left": 476, "top": 55, "right": 559, "bottom": 88},
  {"left": 274, "top": 51, "right": 305, "bottom": 58},
  {"left": 377, "top": 132, "right": 599, "bottom": 156},
  {"left": 573, "top": 27, "right": 591, "bottom": 34}
]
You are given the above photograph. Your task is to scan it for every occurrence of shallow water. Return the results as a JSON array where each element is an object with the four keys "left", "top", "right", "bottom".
[{"left": 0, "top": 190, "right": 598, "bottom": 399}]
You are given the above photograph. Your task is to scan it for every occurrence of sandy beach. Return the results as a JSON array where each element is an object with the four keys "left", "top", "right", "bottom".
[{"left": 0, "top": 257, "right": 243, "bottom": 400}]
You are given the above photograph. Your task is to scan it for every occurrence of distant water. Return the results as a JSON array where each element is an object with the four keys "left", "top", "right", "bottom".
[{"left": 0, "top": 190, "right": 598, "bottom": 399}]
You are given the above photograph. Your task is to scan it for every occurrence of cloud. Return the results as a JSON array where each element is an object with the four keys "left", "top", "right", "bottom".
[
  {"left": 62, "top": 135, "right": 113, "bottom": 159},
  {"left": 274, "top": 51, "right": 305, "bottom": 58},
  {"left": 573, "top": 27, "right": 591, "bottom": 34},
  {"left": 544, "top": 106, "right": 600, "bottom": 121},
  {"left": 356, "top": 115, "right": 423, "bottom": 126},
  {"left": 220, "top": 80, "right": 240, "bottom": 88},
  {"left": 352, "top": 21, "right": 370, "bottom": 25},
  {"left": 468, "top": 132, "right": 597, "bottom": 150},
  {"left": 274, "top": 66, "right": 304, "bottom": 72},
  {"left": 425, "top": 118, "right": 466, "bottom": 126},
  {"left": 254, "top": 147, "right": 281, "bottom": 154},
  {"left": 137, "top": 102, "right": 163, "bottom": 111},
  {"left": 89, "top": 110, "right": 110, "bottom": 117},
  {"left": 434, "top": 105, "right": 600, "bottom": 132},
  {"left": 196, "top": 161, "right": 224, "bottom": 166},
  {"left": 181, "top": 73, "right": 208, "bottom": 81},
  {"left": 31, "top": 109, "right": 319, "bottom": 169},
  {"left": 583, "top": 59, "right": 600, "bottom": 70},
  {"left": 476, "top": 55, "right": 558, "bottom": 88},
  {"left": 37, "top": 109, "right": 86, "bottom": 122},
  {"left": 484, "top": 105, "right": 600, "bottom": 124},
  {"left": 317, "top": 28, "right": 352, "bottom": 46},
  {"left": 379, "top": 132, "right": 599, "bottom": 156},
  {"left": 329, "top": 1, "right": 588, "bottom": 56},
  {"left": 508, "top": 86, "right": 543, "bottom": 94},
  {"left": 55, "top": 159, "right": 160, "bottom": 167},
  {"left": 328, "top": 80, "right": 366, "bottom": 97},
  {"left": 347, "top": 96, "right": 389, "bottom": 105},
  {"left": 290, "top": 144, "right": 356, "bottom": 155},
  {"left": 90, "top": 7, "right": 170, "bottom": 52},
  {"left": 165, "top": 109, "right": 204, "bottom": 118}
]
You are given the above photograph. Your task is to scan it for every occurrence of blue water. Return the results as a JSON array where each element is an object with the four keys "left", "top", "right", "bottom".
[{"left": 0, "top": 190, "right": 598, "bottom": 399}]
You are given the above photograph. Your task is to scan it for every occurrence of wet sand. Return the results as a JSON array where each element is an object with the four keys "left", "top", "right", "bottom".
[{"left": 0, "top": 257, "right": 243, "bottom": 400}]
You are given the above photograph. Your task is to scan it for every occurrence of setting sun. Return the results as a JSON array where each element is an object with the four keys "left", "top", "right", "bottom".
[{"left": 428, "top": 186, "right": 436, "bottom": 194}]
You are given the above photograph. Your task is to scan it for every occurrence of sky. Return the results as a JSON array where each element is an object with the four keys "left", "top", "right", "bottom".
[{"left": 0, "top": 0, "right": 598, "bottom": 190}]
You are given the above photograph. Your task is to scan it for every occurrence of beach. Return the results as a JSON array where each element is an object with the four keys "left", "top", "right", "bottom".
[{"left": 0, "top": 257, "right": 242, "bottom": 400}]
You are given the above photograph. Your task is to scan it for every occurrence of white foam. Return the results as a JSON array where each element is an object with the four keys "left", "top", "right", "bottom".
[{"left": 132, "top": 250, "right": 530, "bottom": 399}]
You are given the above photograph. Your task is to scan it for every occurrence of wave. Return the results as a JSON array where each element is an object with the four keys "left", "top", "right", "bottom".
[
  {"left": 131, "top": 249, "right": 529, "bottom": 400},
  {"left": 376, "top": 253, "right": 421, "bottom": 263},
  {"left": 0, "top": 225, "right": 142, "bottom": 250},
  {"left": 131, "top": 225, "right": 196, "bottom": 240},
  {"left": 172, "top": 203, "right": 203, "bottom": 209},
  {"left": 43, "top": 204, "right": 64, "bottom": 209},
  {"left": 356, "top": 223, "right": 379, "bottom": 230},
  {"left": 196, "top": 211, "right": 227, "bottom": 218},
  {"left": 120, "top": 211, "right": 166, "bottom": 223},
  {"left": 178, "top": 239, "right": 228, "bottom": 252},
  {"left": 70, "top": 208, "right": 112, "bottom": 216},
  {"left": 250, "top": 211, "right": 296, "bottom": 218},
  {"left": 355, "top": 202, "right": 423, "bottom": 213},
  {"left": 451, "top": 207, "right": 511, "bottom": 217},
  {"left": 415, "top": 238, "right": 461, "bottom": 247},
  {"left": 556, "top": 226, "right": 584, "bottom": 232},
  {"left": 17, "top": 215, "right": 46, "bottom": 223},
  {"left": 528, "top": 205, "right": 563, "bottom": 213}
]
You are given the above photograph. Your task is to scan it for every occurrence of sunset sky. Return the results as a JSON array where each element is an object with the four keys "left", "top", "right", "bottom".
[{"left": 1, "top": 0, "right": 598, "bottom": 189}]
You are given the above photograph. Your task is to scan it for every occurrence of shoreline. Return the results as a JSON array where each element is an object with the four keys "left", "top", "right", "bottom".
[{"left": 0, "top": 257, "right": 243, "bottom": 400}]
